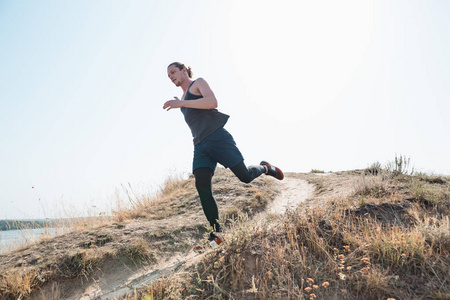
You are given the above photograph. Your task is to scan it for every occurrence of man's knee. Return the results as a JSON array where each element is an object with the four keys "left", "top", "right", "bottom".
[{"left": 237, "top": 174, "right": 252, "bottom": 184}]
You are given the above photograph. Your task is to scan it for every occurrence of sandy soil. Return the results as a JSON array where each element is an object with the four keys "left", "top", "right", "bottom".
[
  {"left": 14, "top": 170, "right": 363, "bottom": 299},
  {"left": 266, "top": 177, "right": 315, "bottom": 214},
  {"left": 59, "top": 176, "right": 316, "bottom": 300},
  {"left": 25, "top": 170, "right": 448, "bottom": 300}
]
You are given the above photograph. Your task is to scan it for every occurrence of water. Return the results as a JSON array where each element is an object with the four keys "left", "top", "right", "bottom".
[{"left": 0, "top": 228, "right": 63, "bottom": 254}]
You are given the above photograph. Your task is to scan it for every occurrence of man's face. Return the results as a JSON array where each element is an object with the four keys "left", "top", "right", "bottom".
[{"left": 167, "top": 65, "right": 184, "bottom": 87}]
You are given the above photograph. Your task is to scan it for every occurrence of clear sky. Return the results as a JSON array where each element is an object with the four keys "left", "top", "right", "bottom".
[{"left": 1, "top": 0, "right": 449, "bottom": 219}]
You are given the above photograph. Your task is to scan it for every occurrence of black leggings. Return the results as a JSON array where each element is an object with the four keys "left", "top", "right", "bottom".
[{"left": 194, "top": 162, "right": 265, "bottom": 232}]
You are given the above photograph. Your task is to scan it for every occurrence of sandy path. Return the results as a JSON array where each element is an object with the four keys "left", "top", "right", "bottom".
[
  {"left": 266, "top": 177, "right": 315, "bottom": 214},
  {"left": 74, "top": 177, "right": 315, "bottom": 300}
]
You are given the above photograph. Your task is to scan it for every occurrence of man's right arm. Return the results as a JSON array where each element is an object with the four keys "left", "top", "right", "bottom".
[{"left": 163, "top": 78, "right": 218, "bottom": 111}]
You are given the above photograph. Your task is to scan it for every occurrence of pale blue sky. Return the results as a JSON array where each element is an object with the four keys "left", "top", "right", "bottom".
[{"left": 1, "top": 0, "right": 449, "bottom": 219}]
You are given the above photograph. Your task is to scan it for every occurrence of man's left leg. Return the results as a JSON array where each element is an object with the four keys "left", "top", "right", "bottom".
[
  {"left": 229, "top": 161, "right": 265, "bottom": 183},
  {"left": 208, "top": 128, "right": 284, "bottom": 183},
  {"left": 230, "top": 161, "right": 284, "bottom": 183}
]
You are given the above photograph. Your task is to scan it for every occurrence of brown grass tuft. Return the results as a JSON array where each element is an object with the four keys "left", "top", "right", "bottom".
[{"left": 0, "top": 268, "right": 39, "bottom": 300}]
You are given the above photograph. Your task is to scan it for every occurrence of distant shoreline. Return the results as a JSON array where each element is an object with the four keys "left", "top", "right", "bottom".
[
  {"left": 0, "top": 219, "right": 61, "bottom": 231},
  {"left": 0, "top": 217, "right": 105, "bottom": 231}
]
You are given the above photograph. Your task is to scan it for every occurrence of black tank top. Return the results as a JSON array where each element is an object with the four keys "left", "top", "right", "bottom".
[{"left": 181, "top": 80, "right": 229, "bottom": 144}]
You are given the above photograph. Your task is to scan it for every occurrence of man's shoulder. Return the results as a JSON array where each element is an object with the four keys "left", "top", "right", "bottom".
[
  {"left": 191, "top": 77, "right": 214, "bottom": 96},
  {"left": 194, "top": 77, "right": 207, "bottom": 84},
  {"left": 191, "top": 77, "right": 208, "bottom": 89}
]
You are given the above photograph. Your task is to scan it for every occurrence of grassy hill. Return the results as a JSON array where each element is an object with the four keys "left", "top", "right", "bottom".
[{"left": 0, "top": 157, "right": 449, "bottom": 299}]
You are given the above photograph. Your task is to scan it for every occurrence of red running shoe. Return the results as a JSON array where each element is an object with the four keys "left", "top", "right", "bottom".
[
  {"left": 208, "top": 232, "right": 223, "bottom": 248},
  {"left": 260, "top": 161, "right": 284, "bottom": 180},
  {"left": 194, "top": 233, "right": 223, "bottom": 253}
]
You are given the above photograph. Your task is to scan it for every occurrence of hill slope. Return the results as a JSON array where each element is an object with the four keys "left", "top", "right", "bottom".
[{"left": 1, "top": 166, "right": 449, "bottom": 300}]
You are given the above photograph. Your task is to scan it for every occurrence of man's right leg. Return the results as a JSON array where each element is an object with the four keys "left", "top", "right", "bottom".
[{"left": 193, "top": 167, "right": 221, "bottom": 233}]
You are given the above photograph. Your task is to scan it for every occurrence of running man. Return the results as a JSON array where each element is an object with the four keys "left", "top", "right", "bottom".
[{"left": 163, "top": 62, "right": 283, "bottom": 244}]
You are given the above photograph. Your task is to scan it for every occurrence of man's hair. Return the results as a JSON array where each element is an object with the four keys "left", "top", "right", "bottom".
[{"left": 168, "top": 62, "right": 193, "bottom": 78}]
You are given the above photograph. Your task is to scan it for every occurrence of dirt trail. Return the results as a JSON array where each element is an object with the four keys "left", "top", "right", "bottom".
[
  {"left": 32, "top": 176, "right": 314, "bottom": 300},
  {"left": 266, "top": 177, "right": 315, "bottom": 214},
  {"left": 73, "top": 176, "right": 314, "bottom": 300}
]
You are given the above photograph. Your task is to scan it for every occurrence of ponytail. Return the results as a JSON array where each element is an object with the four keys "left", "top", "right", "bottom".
[{"left": 168, "top": 62, "right": 193, "bottom": 78}]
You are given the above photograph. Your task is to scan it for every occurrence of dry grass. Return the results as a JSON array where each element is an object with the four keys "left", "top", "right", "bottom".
[
  {"left": 0, "top": 268, "right": 40, "bottom": 300},
  {"left": 1, "top": 159, "right": 448, "bottom": 299},
  {"left": 131, "top": 207, "right": 448, "bottom": 299},
  {"left": 353, "top": 173, "right": 391, "bottom": 199},
  {"left": 113, "top": 174, "right": 194, "bottom": 221},
  {"left": 117, "top": 164, "right": 449, "bottom": 300},
  {"left": 0, "top": 168, "right": 275, "bottom": 299},
  {"left": 121, "top": 237, "right": 158, "bottom": 264},
  {"left": 57, "top": 248, "right": 108, "bottom": 278}
]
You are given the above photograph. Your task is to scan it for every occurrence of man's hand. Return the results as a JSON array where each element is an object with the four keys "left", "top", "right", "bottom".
[{"left": 163, "top": 97, "right": 183, "bottom": 111}]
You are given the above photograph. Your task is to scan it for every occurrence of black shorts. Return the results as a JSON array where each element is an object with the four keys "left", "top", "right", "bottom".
[{"left": 192, "top": 127, "right": 244, "bottom": 172}]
